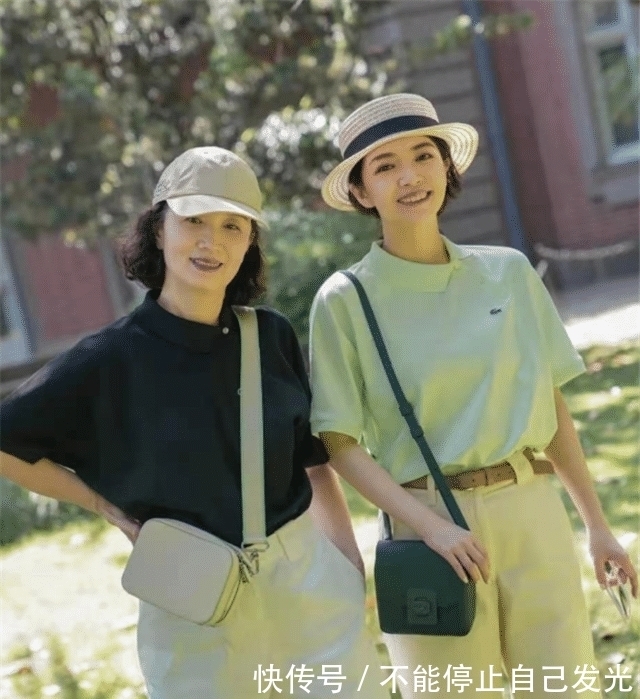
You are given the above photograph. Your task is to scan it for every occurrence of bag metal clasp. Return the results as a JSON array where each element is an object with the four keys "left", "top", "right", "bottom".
[{"left": 240, "top": 540, "right": 270, "bottom": 576}]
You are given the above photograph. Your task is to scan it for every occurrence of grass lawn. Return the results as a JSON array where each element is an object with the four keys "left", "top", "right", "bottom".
[
  {"left": 560, "top": 343, "right": 639, "bottom": 699},
  {"left": 0, "top": 343, "right": 637, "bottom": 698}
]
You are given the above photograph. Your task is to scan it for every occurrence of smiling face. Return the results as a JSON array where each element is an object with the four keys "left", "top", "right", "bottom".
[
  {"left": 349, "top": 135, "right": 450, "bottom": 225},
  {"left": 157, "top": 209, "right": 253, "bottom": 297}
]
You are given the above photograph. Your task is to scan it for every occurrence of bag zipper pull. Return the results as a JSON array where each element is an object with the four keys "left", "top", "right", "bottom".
[
  {"left": 238, "top": 549, "right": 259, "bottom": 579},
  {"left": 247, "top": 549, "right": 260, "bottom": 574}
]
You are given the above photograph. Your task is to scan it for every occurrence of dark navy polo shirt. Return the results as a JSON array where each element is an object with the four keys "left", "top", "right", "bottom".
[{"left": 0, "top": 291, "right": 326, "bottom": 546}]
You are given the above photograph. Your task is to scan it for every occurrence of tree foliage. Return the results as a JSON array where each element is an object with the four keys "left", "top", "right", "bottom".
[
  {"left": 1, "top": 0, "right": 374, "bottom": 240},
  {"left": 0, "top": 0, "right": 533, "bottom": 242},
  {"left": 263, "top": 207, "right": 380, "bottom": 341}
]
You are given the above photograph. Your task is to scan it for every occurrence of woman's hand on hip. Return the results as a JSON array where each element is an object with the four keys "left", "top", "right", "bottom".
[
  {"left": 422, "top": 517, "right": 490, "bottom": 584},
  {"left": 96, "top": 497, "right": 141, "bottom": 544},
  {"left": 588, "top": 526, "right": 638, "bottom": 598}
]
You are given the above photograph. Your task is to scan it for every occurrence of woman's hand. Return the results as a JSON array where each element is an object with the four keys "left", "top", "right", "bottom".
[
  {"left": 588, "top": 526, "right": 638, "bottom": 598},
  {"left": 306, "top": 461, "right": 366, "bottom": 581},
  {"left": 422, "top": 517, "right": 490, "bottom": 584},
  {"left": 321, "top": 435, "right": 490, "bottom": 585},
  {"left": 95, "top": 497, "right": 141, "bottom": 544}
]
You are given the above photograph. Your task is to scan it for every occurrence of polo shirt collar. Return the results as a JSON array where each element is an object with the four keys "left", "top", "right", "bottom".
[
  {"left": 364, "top": 236, "right": 471, "bottom": 292},
  {"left": 134, "top": 290, "right": 237, "bottom": 353}
]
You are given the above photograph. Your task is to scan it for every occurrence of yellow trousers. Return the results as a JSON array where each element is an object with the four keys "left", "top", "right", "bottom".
[
  {"left": 384, "top": 452, "right": 601, "bottom": 699},
  {"left": 136, "top": 510, "right": 389, "bottom": 698}
]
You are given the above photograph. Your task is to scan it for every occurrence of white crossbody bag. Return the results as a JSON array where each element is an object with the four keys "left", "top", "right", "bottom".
[{"left": 121, "top": 306, "right": 269, "bottom": 626}]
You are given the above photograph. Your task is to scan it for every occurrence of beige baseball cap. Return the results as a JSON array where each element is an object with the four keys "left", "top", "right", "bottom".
[{"left": 152, "top": 146, "right": 268, "bottom": 228}]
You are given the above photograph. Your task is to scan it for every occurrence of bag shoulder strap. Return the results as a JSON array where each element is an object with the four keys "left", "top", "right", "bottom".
[
  {"left": 340, "top": 271, "right": 469, "bottom": 531},
  {"left": 232, "top": 306, "right": 267, "bottom": 548}
]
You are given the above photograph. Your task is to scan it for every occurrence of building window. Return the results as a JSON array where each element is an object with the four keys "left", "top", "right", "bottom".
[
  {"left": 583, "top": 0, "right": 639, "bottom": 164},
  {"left": 0, "top": 289, "right": 11, "bottom": 339},
  {"left": 0, "top": 239, "right": 32, "bottom": 367}
]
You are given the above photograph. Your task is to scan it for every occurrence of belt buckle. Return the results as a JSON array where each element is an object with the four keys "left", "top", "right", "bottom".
[{"left": 468, "top": 468, "right": 489, "bottom": 488}]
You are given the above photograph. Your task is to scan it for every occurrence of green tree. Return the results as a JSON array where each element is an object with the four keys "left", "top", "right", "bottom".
[
  {"left": 0, "top": 0, "right": 532, "bottom": 241},
  {"left": 0, "top": 0, "right": 535, "bottom": 339},
  {"left": 0, "top": 0, "right": 376, "bottom": 240}
]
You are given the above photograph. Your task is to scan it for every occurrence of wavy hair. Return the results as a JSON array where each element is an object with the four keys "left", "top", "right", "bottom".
[{"left": 119, "top": 201, "right": 266, "bottom": 305}]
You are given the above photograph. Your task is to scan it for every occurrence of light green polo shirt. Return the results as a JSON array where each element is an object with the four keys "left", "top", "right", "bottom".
[{"left": 308, "top": 237, "right": 585, "bottom": 481}]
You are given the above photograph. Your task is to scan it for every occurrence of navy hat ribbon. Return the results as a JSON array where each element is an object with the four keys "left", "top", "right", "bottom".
[{"left": 343, "top": 115, "right": 439, "bottom": 159}]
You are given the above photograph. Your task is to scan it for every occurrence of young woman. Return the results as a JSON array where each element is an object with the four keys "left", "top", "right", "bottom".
[
  {"left": 308, "top": 94, "right": 637, "bottom": 698},
  {"left": 0, "top": 146, "right": 389, "bottom": 699}
]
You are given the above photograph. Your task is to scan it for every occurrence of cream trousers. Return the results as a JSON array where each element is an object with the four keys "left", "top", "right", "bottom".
[
  {"left": 137, "top": 510, "right": 390, "bottom": 699},
  {"left": 384, "top": 452, "right": 601, "bottom": 699}
]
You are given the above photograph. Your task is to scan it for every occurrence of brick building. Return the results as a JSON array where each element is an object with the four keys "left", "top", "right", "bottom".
[
  {"left": 1, "top": 0, "right": 638, "bottom": 375},
  {"left": 487, "top": 0, "right": 639, "bottom": 285},
  {"left": 362, "top": 0, "right": 639, "bottom": 284}
]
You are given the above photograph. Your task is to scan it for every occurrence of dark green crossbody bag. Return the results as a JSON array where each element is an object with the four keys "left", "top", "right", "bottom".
[{"left": 341, "top": 270, "right": 476, "bottom": 636}]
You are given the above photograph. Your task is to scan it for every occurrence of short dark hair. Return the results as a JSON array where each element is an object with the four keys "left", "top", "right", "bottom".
[
  {"left": 119, "top": 201, "right": 267, "bottom": 305},
  {"left": 347, "top": 136, "right": 462, "bottom": 217}
]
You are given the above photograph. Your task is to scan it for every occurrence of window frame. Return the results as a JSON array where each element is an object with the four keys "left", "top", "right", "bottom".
[
  {"left": 0, "top": 287, "right": 11, "bottom": 339},
  {"left": 582, "top": 0, "right": 639, "bottom": 165},
  {"left": 0, "top": 238, "right": 32, "bottom": 366}
]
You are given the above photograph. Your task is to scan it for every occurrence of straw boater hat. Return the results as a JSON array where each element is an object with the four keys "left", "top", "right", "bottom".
[{"left": 321, "top": 93, "right": 479, "bottom": 211}]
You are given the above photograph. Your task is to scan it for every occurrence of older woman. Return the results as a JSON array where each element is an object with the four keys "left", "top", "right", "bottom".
[{"left": 0, "top": 146, "right": 388, "bottom": 699}]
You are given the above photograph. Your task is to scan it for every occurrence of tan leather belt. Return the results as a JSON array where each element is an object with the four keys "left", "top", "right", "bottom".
[{"left": 402, "top": 448, "right": 554, "bottom": 491}]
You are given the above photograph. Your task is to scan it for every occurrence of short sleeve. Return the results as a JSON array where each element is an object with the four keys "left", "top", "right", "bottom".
[
  {"left": 0, "top": 338, "right": 100, "bottom": 481},
  {"left": 283, "top": 319, "right": 328, "bottom": 468},
  {"left": 522, "top": 260, "right": 586, "bottom": 386},
  {"left": 308, "top": 280, "right": 366, "bottom": 442}
]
